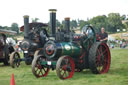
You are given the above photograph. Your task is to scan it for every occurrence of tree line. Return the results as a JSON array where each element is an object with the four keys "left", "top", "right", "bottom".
[
  {"left": 0, "top": 13, "right": 128, "bottom": 35},
  {"left": 56, "top": 13, "right": 128, "bottom": 33}
]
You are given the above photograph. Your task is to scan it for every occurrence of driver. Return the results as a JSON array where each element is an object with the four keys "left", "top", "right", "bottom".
[
  {"left": 86, "top": 26, "right": 93, "bottom": 38},
  {"left": 40, "top": 29, "right": 49, "bottom": 46},
  {"left": 82, "top": 26, "right": 94, "bottom": 38}
]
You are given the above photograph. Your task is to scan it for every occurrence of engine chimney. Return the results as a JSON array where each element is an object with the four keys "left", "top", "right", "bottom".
[
  {"left": 64, "top": 17, "right": 70, "bottom": 33},
  {"left": 49, "top": 9, "right": 57, "bottom": 37},
  {"left": 23, "top": 15, "right": 30, "bottom": 38}
]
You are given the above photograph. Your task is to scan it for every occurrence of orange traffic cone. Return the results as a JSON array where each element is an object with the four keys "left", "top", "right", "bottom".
[{"left": 10, "top": 73, "right": 15, "bottom": 85}]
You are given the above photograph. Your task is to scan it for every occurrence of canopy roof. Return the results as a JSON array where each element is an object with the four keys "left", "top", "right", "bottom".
[
  {"left": 20, "top": 22, "right": 48, "bottom": 31},
  {"left": 0, "top": 29, "right": 17, "bottom": 35}
]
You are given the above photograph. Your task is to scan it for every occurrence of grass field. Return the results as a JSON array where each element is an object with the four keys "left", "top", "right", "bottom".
[{"left": 0, "top": 49, "right": 128, "bottom": 85}]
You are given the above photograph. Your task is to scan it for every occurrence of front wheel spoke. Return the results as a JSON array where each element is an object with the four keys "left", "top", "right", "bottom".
[
  {"left": 43, "top": 68, "right": 47, "bottom": 73},
  {"left": 60, "top": 70, "right": 64, "bottom": 75},
  {"left": 37, "top": 70, "right": 41, "bottom": 75},
  {"left": 39, "top": 70, "right": 41, "bottom": 75},
  {"left": 60, "top": 68, "right": 63, "bottom": 72},
  {"left": 40, "top": 69, "right": 44, "bottom": 75},
  {"left": 63, "top": 65, "right": 67, "bottom": 70},
  {"left": 35, "top": 67, "right": 39, "bottom": 72},
  {"left": 65, "top": 59, "right": 69, "bottom": 65},
  {"left": 65, "top": 71, "right": 68, "bottom": 77},
  {"left": 62, "top": 71, "right": 66, "bottom": 77}
]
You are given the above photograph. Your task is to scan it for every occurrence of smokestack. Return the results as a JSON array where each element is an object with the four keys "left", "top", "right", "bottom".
[
  {"left": 49, "top": 9, "right": 57, "bottom": 37},
  {"left": 64, "top": 17, "right": 70, "bottom": 33},
  {"left": 23, "top": 15, "right": 29, "bottom": 38}
]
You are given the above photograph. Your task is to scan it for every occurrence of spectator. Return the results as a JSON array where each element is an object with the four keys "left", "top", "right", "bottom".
[
  {"left": 120, "top": 40, "right": 122, "bottom": 48},
  {"left": 99, "top": 27, "right": 108, "bottom": 43}
]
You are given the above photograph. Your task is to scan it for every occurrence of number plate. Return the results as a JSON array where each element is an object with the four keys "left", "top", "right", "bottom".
[
  {"left": 47, "top": 61, "right": 51, "bottom": 65},
  {"left": 24, "top": 51, "right": 28, "bottom": 53}
]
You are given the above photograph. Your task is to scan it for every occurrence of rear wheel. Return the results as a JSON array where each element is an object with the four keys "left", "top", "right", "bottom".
[
  {"left": 56, "top": 56, "right": 75, "bottom": 80},
  {"left": 89, "top": 42, "right": 111, "bottom": 74},
  {"left": 32, "top": 55, "right": 50, "bottom": 78},
  {"left": 10, "top": 52, "right": 20, "bottom": 68}
]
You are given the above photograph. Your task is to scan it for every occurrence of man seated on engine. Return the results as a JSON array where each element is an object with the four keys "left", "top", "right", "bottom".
[{"left": 99, "top": 27, "right": 108, "bottom": 43}]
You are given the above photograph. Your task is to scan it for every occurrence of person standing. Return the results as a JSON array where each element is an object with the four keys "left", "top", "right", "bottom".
[
  {"left": 120, "top": 40, "right": 122, "bottom": 48},
  {"left": 99, "top": 27, "right": 108, "bottom": 43}
]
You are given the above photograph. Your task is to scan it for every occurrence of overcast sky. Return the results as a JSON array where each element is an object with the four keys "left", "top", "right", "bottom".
[{"left": 0, "top": 0, "right": 128, "bottom": 27}]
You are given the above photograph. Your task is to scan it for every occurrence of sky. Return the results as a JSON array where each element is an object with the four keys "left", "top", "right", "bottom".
[{"left": 0, "top": 0, "right": 128, "bottom": 27}]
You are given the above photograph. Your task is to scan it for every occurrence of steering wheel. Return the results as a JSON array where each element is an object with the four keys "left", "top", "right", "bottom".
[
  {"left": 81, "top": 25, "right": 96, "bottom": 50},
  {"left": 82, "top": 25, "right": 95, "bottom": 39}
]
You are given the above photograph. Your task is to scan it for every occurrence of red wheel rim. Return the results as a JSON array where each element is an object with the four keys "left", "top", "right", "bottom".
[
  {"left": 96, "top": 43, "right": 111, "bottom": 74},
  {"left": 59, "top": 56, "right": 75, "bottom": 79},
  {"left": 34, "top": 61, "right": 50, "bottom": 77}
]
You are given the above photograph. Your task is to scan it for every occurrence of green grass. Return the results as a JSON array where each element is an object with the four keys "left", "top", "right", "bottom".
[{"left": 0, "top": 49, "right": 128, "bottom": 85}]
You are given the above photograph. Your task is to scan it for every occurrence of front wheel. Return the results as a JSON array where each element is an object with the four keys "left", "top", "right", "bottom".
[
  {"left": 10, "top": 51, "right": 21, "bottom": 68},
  {"left": 56, "top": 56, "right": 75, "bottom": 80},
  {"left": 32, "top": 55, "right": 50, "bottom": 78}
]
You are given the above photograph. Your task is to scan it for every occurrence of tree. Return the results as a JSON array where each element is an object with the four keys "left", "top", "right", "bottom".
[
  {"left": 0, "top": 26, "right": 2, "bottom": 29},
  {"left": 123, "top": 21, "right": 128, "bottom": 30},
  {"left": 107, "top": 13, "right": 124, "bottom": 32},
  {"left": 32, "top": 18, "right": 39, "bottom": 22},
  {"left": 61, "top": 20, "right": 65, "bottom": 30},
  {"left": 56, "top": 19, "right": 61, "bottom": 28},
  {"left": 3, "top": 26, "right": 10, "bottom": 30},
  {"left": 79, "top": 20, "right": 89, "bottom": 29},
  {"left": 89, "top": 15, "right": 108, "bottom": 32},
  {"left": 121, "top": 15, "right": 126, "bottom": 20},
  {"left": 11, "top": 23, "right": 19, "bottom": 34},
  {"left": 70, "top": 20, "right": 77, "bottom": 29}
]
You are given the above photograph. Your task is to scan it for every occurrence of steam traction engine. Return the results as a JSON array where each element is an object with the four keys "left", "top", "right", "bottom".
[
  {"left": 32, "top": 9, "right": 111, "bottom": 80},
  {"left": 10, "top": 16, "right": 48, "bottom": 68},
  {"left": 0, "top": 29, "right": 16, "bottom": 65}
]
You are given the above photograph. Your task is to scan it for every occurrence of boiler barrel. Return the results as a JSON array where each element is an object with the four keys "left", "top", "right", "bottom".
[{"left": 44, "top": 41, "right": 83, "bottom": 58}]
